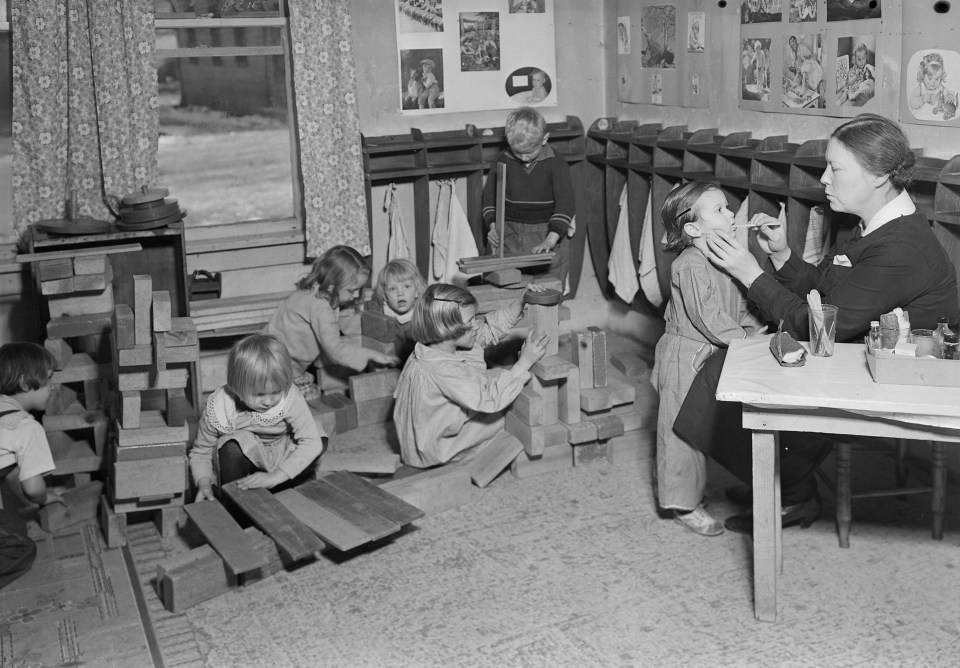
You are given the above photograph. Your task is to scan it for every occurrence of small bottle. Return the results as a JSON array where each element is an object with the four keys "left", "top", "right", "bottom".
[
  {"left": 934, "top": 317, "right": 952, "bottom": 358},
  {"left": 868, "top": 321, "right": 881, "bottom": 351},
  {"left": 943, "top": 333, "right": 960, "bottom": 361},
  {"left": 938, "top": 317, "right": 959, "bottom": 360}
]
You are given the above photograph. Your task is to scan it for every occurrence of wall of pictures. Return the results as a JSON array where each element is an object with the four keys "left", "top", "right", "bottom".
[
  {"left": 616, "top": 0, "right": 710, "bottom": 109},
  {"left": 394, "top": 0, "right": 558, "bottom": 115}
]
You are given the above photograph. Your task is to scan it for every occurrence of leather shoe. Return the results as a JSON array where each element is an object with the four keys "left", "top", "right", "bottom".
[
  {"left": 724, "top": 492, "right": 822, "bottom": 535},
  {"left": 725, "top": 484, "right": 752, "bottom": 506}
]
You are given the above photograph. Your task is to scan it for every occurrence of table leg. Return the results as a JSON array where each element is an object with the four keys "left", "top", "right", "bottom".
[
  {"left": 932, "top": 441, "right": 946, "bottom": 540},
  {"left": 836, "top": 441, "right": 852, "bottom": 549},
  {"left": 752, "top": 429, "right": 779, "bottom": 622}
]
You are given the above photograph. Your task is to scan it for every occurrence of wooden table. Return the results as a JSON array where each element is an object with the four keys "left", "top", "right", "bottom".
[{"left": 716, "top": 338, "right": 960, "bottom": 622}]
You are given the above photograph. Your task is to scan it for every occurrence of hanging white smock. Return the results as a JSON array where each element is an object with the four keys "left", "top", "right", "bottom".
[
  {"left": 638, "top": 189, "right": 663, "bottom": 308},
  {"left": 385, "top": 183, "right": 412, "bottom": 261},
  {"left": 431, "top": 180, "right": 479, "bottom": 287},
  {"left": 802, "top": 205, "right": 826, "bottom": 264},
  {"left": 608, "top": 183, "right": 640, "bottom": 303}
]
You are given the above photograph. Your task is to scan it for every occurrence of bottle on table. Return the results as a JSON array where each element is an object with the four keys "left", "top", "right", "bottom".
[
  {"left": 934, "top": 317, "right": 953, "bottom": 357},
  {"left": 868, "top": 321, "right": 881, "bottom": 351},
  {"left": 938, "top": 317, "right": 960, "bottom": 360}
]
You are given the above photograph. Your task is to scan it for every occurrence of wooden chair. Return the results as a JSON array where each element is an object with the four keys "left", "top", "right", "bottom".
[{"left": 821, "top": 437, "right": 947, "bottom": 548}]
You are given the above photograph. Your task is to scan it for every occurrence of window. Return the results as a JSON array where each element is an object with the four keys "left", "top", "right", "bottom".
[{"left": 154, "top": 0, "right": 299, "bottom": 232}]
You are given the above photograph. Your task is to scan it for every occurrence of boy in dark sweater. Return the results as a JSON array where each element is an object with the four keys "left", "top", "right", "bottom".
[{"left": 483, "top": 107, "right": 575, "bottom": 288}]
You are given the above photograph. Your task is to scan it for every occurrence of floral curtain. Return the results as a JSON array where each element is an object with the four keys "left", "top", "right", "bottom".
[
  {"left": 288, "top": 0, "right": 369, "bottom": 258},
  {"left": 12, "top": 0, "right": 158, "bottom": 241}
]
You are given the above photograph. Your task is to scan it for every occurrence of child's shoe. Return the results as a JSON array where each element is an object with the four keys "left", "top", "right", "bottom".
[{"left": 673, "top": 505, "right": 724, "bottom": 536}]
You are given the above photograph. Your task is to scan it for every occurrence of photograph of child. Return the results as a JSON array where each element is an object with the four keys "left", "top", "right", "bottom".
[
  {"left": 687, "top": 12, "right": 705, "bottom": 53},
  {"left": 506, "top": 67, "right": 553, "bottom": 105},
  {"left": 783, "top": 34, "right": 825, "bottom": 109},
  {"left": 396, "top": 0, "right": 444, "bottom": 33},
  {"left": 399, "top": 48, "right": 445, "bottom": 111},
  {"left": 827, "top": 0, "right": 881, "bottom": 22},
  {"left": 510, "top": 0, "right": 544, "bottom": 13},
  {"left": 459, "top": 12, "right": 500, "bottom": 72},
  {"left": 741, "top": 37, "right": 771, "bottom": 102},
  {"left": 618, "top": 16, "right": 631, "bottom": 55},
  {"left": 652, "top": 73, "right": 663, "bottom": 104},
  {"left": 741, "top": 0, "right": 782, "bottom": 24},
  {"left": 640, "top": 5, "right": 676, "bottom": 69},
  {"left": 789, "top": 0, "right": 817, "bottom": 22},
  {"left": 836, "top": 36, "right": 876, "bottom": 108},
  {"left": 906, "top": 49, "right": 960, "bottom": 122}
]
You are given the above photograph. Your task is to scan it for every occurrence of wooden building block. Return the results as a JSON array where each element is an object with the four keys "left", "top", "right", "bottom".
[
  {"left": 71, "top": 263, "right": 112, "bottom": 293},
  {"left": 165, "top": 318, "right": 199, "bottom": 347},
  {"left": 484, "top": 268, "right": 522, "bottom": 286},
  {"left": 527, "top": 303, "right": 559, "bottom": 356},
  {"left": 504, "top": 411, "right": 568, "bottom": 458},
  {"left": 308, "top": 393, "right": 358, "bottom": 435},
  {"left": 113, "top": 303, "right": 136, "bottom": 349},
  {"left": 562, "top": 419, "right": 598, "bottom": 445},
  {"left": 117, "top": 367, "right": 188, "bottom": 391},
  {"left": 166, "top": 388, "right": 188, "bottom": 427},
  {"left": 348, "top": 368, "right": 400, "bottom": 402},
  {"left": 42, "top": 405, "right": 107, "bottom": 432},
  {"left": 531, "top": 355, "right": 577, "bottom": 381},
  {"left": 43, "top": 338, "right": 73, "bottom": 371},
  {"left": 607, "top": 429, "right": 656, "bottom": 465},
  {"left": 464, "top": 431, "right": 523, "bottom": 488},
  {"left": 113, "top": 456, "right": 187, "bottom": 500},
  {"left": 610, "top": 351, "right": 651, "bottom": 378},
  {"left": 360, "top": 309, "right": 398, "bottom": 342},
  {"left": 38, "top": 481, "right": 103, "bottom": 533},
  {"left": 354, "top": 396, "right": 394, "bottom": 426},
  {"left": 82, "top": 377, "right": 103, "bottom": 410},
  {"left": 274, "top": 488, "right": 364, "bottom": 551},
  {"left": 50, "top": 353, "right": 110, "bottom": 384},
  {"left": 606, "top": 380, "right": 636, "bottom": 407},
  {"left": 47, "top": 431, "right": 101, "bottom": 475},
  {"left": 361, "top": 336, "right": 396, "bottom": 355},
  {"left": 152, "top": 291, "right": 172, "bottom": 332},
  {"left": 100, "top": 495, "right": 127, "bottom": 548},
  {"left": 46, "top": 288, "right": 114, "bottom": 319},
  {"left": 588, "top": 326, "right": 607, "bottom": 387},
  {"left": 510, "top": 385, "right": 544, "bottom": 426},
  {"left": 511, "top": 443, "right": 573, "bottom": 479},
  {"left": 117, "top": 343, "right": 153, "bottom": 367},
  {"left": 580, "top": 387, "right": 613, "bottom": 413},
  {"left": 73, "top": 254, "right": 107, "bottom": 275},
  {"left": 114, "top": 441, "right": 187, "bottom": 462},
  {"left": 184, "top": 500, "right": 270, "bottom": 576},
  {"left": 154, "top": 506, "right": 183, "bottom": 538},
  {"left": 317, "top": 364, "right": 350, "bottom": 393},
  {"left": 120, "top": 391, "right": 141, "bottom": 429},
  {"left": 295, "top": 478, "right": 401, "bottom": 542},
  {"left": 611, "top": 404, "right": 650, "bottom": 432},
  {"left": 40, "top": 276, "right": 75, "bottom": 295},
  {"left": 154, "top": 332, "right": 199, "bottom": 371},
  {"left": 558, "top": 370, "right": 581, "bottom": 424},
  {"left": 111, "top": 493, "right": 185, "bottom": 514},
  {"left": 133, "top": 274, "right": 153, "bottom": 345},
  {"left": 318, "top": 452, "right": 401, "bottom": 475},
  {"left": 378, "top": 466, "right": 474, "bottom": 517},
  {"left": 45, "top": 383, "right": 78, "bottom": 415},
  {"left": 116, "top": 410, "right": 190, "bottom": 447},
  {"left": 318, "top": 471, "right": 424, "bottom": 525},
  {"left": 46, "top": 313, "right": 112, "bottom": 339},
  {"left": 570, "top": 330, "right": 594, "bottom": 388},
  {"left": 587, "top": 414, "right": 625, "bottom": 441},
  {"left": 530, "top": 375, "right": 559, "bottom": 426},
  {"left": 157, "top": 544, "right": 236, "bottom": 613},
  {"left": 573, "top": 441, "right": 609, "bottom": 466},
  {"left": 222, "top": 483, "right": 325, "bottom": 562},
  {"left": 38, "top": 258, "right": 74, "bottom": 281}
]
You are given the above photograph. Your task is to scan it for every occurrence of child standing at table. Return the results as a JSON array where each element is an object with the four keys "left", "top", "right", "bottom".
[
  {"left": 653, "top": 182, "right": 765, "bottom": 536},
  {"left": 190, "top": 334, "right": 325, "bottom": 501},
  {"left": 0, "top": 343, "right": 64, "bottom": 590},
  {"left": 393, "top": 283, "right": 548, "bottom": 468},
  {"left": 264, "top": 245, "right": 399, "bottom": 401},
  {"left": 483, "top": 107, "right": 575, "bottom": 287},
  {"left": 373, "top": 259, "right": 428, "bottom": 365}
]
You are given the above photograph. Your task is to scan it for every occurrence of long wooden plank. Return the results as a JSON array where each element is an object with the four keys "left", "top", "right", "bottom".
[
  {"left": 221, "top": 482, "right": 324, "bottom": 561},
  {"left": 496, "top": 161, "right": 506, "bottom": 259},
  {"left": 295, "top": 478, "right": 400, "bottom": 542},
  {"left": 273, "top": 488, "right": 368, "bottom": 551},
  {"left": 318, "top": 471, "right": 424, "bottom": 525},
  {"left": 17, "top": 243, "right": 142, "bottom": 263},
  {"left": 184, "top": 500, "right": 270, "bottom": 576}
]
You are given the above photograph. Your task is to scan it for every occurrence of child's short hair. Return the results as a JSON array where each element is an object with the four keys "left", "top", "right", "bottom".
[
  {"left": 919, "top": 52, "right": 945, "bottom": 81},
  {"left": 374, "top": 259, "right": 427, "bottom": 306},
  {"left": 410, "top": 283, "right": 478, "bottom": 345},
  {"left": 296, "top": 245, "right": 370, "bottom": 308},
  {"left": 0, "top": 342, "right": 56, "bottom": 395},
  {"left": 227, "top": 334, "right": 294, "bottom": 402},
  {"left": 661, "top": 181, "right": 721, "bottom": 254},
  {"left": 505, "top": 106, "right": 546, "bottom": 151}
]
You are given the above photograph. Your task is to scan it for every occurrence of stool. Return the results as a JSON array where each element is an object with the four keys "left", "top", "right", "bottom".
[{"left": 831, "top": 438, "right": 947, "bottom": 548}]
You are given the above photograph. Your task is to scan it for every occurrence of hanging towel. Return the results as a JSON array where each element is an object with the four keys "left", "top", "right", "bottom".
[
  {"left": 803, "top": 205, "right": 826, "bottom": 264},
  {"left": 385, "top": 183, "right": 412, "bottom": 261},
  {"left": 431, "top": 180, "right": 480, "bottom": 287},
  {"left": 638, "top": 190, "right": 663, "bottom": 308},
  {"left": 609, "top": 184, "right": 640, "bottom": 303}
]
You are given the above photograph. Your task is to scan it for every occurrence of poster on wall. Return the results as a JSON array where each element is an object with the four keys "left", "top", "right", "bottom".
[
  {"left": 737, "top": 0, "right": 890, "bottom": 117},
  {"left": 394, "top": 0, "right": 557, "bottom": 114},
  {"left": 616, "top": 0, "right": 709, "bottom": 109},
  {"left": 900, "top": 2, "right": 960, "bottom": 127}
]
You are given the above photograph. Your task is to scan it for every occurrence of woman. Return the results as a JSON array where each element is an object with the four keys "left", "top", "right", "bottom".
[{"left": 675, "top": 113, "right": 959, "bottom": 534}]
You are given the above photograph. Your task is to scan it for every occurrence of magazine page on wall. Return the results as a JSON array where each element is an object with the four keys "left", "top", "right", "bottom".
[
  {"left": 616, "top": 0, "right": 709, "bottom": 109},
  {"left": 900, "top": 1, "right": 960, "bottom": 127},
  {"left": 394, "top": 0, "right": 558, "bottom": 114}
]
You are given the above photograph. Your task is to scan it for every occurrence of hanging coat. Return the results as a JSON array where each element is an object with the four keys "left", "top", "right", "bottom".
[
  {"left": 638, "top": 190, "right": 663, "bottom": 308},
  {"left": 608, "top": 183, "right": 640, "bottom": 303},
  {"left": 431, "top": 180, "right": 480, "bottom": 286},
  {"left": 385, "top": 183, "right": 412, "bottom": 261}
]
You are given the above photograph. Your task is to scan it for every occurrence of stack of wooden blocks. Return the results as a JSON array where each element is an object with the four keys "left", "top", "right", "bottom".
[
  {"left": 102, "top": 274, "right": 200, "bottom": 547},
  {"left": 35, "top": 253, "right": 115, "bottom": 533}
]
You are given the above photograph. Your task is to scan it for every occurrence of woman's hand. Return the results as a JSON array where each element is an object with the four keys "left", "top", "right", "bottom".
[
  {"left": 705, "top": 230, "right": 765, "bottom": 288},
  {"left": 516, "top": 329, "right": 549, "bottom": 372},
  {"left": 237, "top": 470, "right": 288, "bottom": 491},
  {"left": 746, "top": 213, "right": 788, "bottom": 255}
]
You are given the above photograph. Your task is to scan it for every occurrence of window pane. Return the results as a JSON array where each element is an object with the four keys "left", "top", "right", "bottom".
[{"left": 156, "top": 26, "right": 295, "bottom": 228}]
